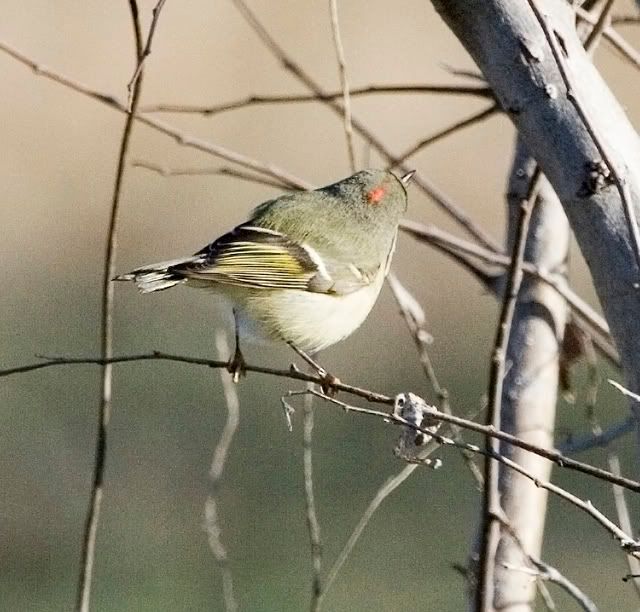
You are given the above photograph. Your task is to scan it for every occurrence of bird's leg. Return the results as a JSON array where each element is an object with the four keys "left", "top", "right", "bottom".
[
  {"left": 287, "top": 342, "right": 340, "bottom": 396},
  {"left": 227, "top": 309, "right": 247, "bottom": 383}
]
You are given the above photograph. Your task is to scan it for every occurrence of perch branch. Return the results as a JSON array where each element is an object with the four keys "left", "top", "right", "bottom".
[
  {"left": 2, "top": 352, "right": 639, "bottom": 492},
  {"left": 302, "top": 389, "right": 638, "bottom": 552}
]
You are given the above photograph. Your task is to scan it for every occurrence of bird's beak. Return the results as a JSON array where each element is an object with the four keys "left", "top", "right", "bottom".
[{"left": 400, "top": 170, "right": 416, "bottom": 186}]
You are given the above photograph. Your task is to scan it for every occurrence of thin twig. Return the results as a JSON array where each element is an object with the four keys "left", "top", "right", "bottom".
[
  {"left": 400, "top": 219, "right": 619, "bottom": 366},
  {"left": 229, "top": 0, "right": 500, "bottom": 251},
  {"left": 476, "top": 166, "right": 541, "bottom": 611},
  {"left": 1, "top": 35, "right": 493, "bottom": 251},
  {"left": 387, "top": 273, "right": 439, "bottom": 398},
  {"left": 608, "top": 454, "right": 640, "bottom": 601},
  {"left": 318, "top": 402, "right": 484, "bottom": 607},
  {"left": 127, "top": 0, "right": 168, "bottom": 107},
  {"left": 498, "top": 516, "right": 598, "bottom": 612},
  {"left": 497, "top": 515, "right": 598, "bottom": 612},
  {"left": 131, "top": 160, "right": 291, "bottom": 189},
  {"left": 576, "top": 7, "right": 640, "bottom": 70},
  {"left": 538, "top": 578, "right": 557, "bottom": 612},
  {"left": 319, "top": 403, "right": 485, "bottom": 607},
  {"left": 609, "top": 379, "right": 640, "bottom": 403},
  {"left": 559, "top": 416, "right": 634, "bottom": 454},
  {"left": 0, "top": 40, "right": 312, "bottom": 191},
  {"left": 611, "top": 15, "right": 640, "bottom": 27},
  {"left": 16, "top": 23, "right": 497, "bottom": 252},
  {"left": 205, "top": 331, "right": 239, "bottom": 612},
  {"left": 387, "top": 272, "right": 483, "bottom": 486},
  {"left": 303, "top": 388, "right": 638, "bottom": 552},
  {"left": 4, "top": 352, "right": 640, "bottom": 492},
  {"left": 605, "top": 379, "right": 640, "bottom": 598},
  {"left": 75, "top": 4, "right": 144, "bottom": 611},
  {"left": 140, "top": 83, "right": 493, "bottom": 114},
  {"left": 440, "top": 63, "right": 486, "bottom": 82},
  {"left": 533, "top": 561, "right": 597, "bottom": 612},
  {"left": 583, "top": 0, "right": 616, "bottom": 52},
  {"left": 388, "top": 103, "right": 499, "bottom": 170},
  {"left": 328, "top": 0, "right": 356, "bottom": 171},
  {"left": 303, "top": 390, "right": 322, "bottom": 611},
  {"left": 317, "top": 464, "right": 418, "bottom": 608}
]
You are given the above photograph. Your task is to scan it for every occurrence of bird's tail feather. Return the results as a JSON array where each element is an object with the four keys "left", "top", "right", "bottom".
[{"left": 113, "top": 257, "right": 195, "bottom": 293}]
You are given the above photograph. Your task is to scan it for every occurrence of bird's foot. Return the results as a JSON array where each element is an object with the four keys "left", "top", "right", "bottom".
[
  {"left": 227, "top": 347, "right": 247, "bottom": 383},
  {"left": 317, "top": 369, "right": 341, "bottom": 397},
  {"left": 287, "top": 342, "right": 340, "bottom": 395}
]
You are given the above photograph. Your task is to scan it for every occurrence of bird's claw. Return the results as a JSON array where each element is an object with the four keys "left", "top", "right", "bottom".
[
  {"left": 318, "top": 370, "right": 340, "bottom": 396},
  {"left": 227, "top": 348, "right": 247, "bottom": 383}
]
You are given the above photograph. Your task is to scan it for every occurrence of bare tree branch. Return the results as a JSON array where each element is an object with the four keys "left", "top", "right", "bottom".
[
  {"left": 131, "top": 160, "right": 291, "bottom": 189},
  {"left": 611, "top": 15, "right": 640, "bottom": 27},
  {"left": 318, "top": 464, "right": 417, "bottom": 609},
  {"left": 476, "top": 163, "right": 541, "bottom": 611},
  {"left": 139, "top": 83, "right": 493, "bottom": 114},
  {"left": 3, "top": 352, "right": 639, "bottom": 493},
  {"left": 559, "top": 416, "right": 634, "bottom": 454},
  {"left": 204, "top": 331, "right": 240, "bottom": 612},
  {"left": 303, "top": 391, "right": 322, "bottom": 611},
  {"left": 387, "top": 273, "right": 483, "bottom": 485},
  {"left": 608, "top": 454, "right": 640, "bottom": 601},
  {"left": 399, "top": 219, "right": 618, "bottom": 365},
  {"left": 229, "top": 0, "right": 500, "bottom": 251},
  {"left": 2, "top": 30, "right": 498, "bottom": 253},
  {"left": 126, "top": 0, "right": 168, "bottom": 107},
  {"left": 328, "top": 0, "right": 356, "bottom": 171},
  {"left": 527, "top": 0, "right": 640, "bottom": 278},
  {"left": 75, "top": 4, "right": 144, "bottom": 611},
  {"left": 498, "top": 516, "right": 598, "bottom": 612},
  {"left": 430, "top": 0, "right": 640, "bottom": 464},
  {"left": 576, "top": 6, "right": 640, "bottom": 69},
  {"left": 531, "top": 561, "right": 598, "bottom": 612},
  {"left": 303, "top": 389, "right": 638, "bottom": 552},
  {"left": 388, "top": 103, "right": 499, "bottom": 170},
  {"left": 493, "top": 145, "right": 570, "bottom": 610},
  {"left": 582, "top": 0, "right": 615, "bottom": 52},
  {"left": 0, "top": 40, "right": 312, "bottom": 190},
  {"left": 316, "top": 275, "right": 481, "bottom": 609}
]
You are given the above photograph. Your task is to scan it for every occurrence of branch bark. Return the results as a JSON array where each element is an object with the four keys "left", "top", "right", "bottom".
[
  {"left": 476, "top": 160, "right": 540, "bottom": 612},
  {"left": 429, "top": 0, "right": 640, "bottom": 463},
  {"left": 493, "top": 143, "right": 570, "bottom": 611}
]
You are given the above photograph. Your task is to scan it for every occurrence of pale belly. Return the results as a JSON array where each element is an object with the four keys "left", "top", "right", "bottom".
[{"left": 235, "top": 270, "right": 386, "bottom": 353}]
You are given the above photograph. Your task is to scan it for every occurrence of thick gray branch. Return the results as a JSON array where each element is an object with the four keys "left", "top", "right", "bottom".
[
  {"left": 430, "top": 0, "right": 640, "bottom": 437},
  {"left": 494, "top": 144, "right": 569, "bottom": 611}
]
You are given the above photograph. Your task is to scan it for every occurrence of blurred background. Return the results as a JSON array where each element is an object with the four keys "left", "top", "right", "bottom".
[{"left": 2, "top": 1, "right": 640, "bottom": 610}]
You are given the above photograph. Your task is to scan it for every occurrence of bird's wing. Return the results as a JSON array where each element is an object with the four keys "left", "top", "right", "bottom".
[{"left": 168, "top": 224, "right": 376, "bottom": 294}]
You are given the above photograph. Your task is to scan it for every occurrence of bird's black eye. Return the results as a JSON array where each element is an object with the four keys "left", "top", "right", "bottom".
[{"left": 396, "top": 395, "right": 405, "bottom": 407}]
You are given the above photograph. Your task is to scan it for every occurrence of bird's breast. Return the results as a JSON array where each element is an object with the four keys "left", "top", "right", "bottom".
[{"left": 238, "top": 269, "right": 386, "bottom": 354}]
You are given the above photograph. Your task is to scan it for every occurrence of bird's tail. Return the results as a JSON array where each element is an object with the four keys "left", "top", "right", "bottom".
[{"left": 113, "top": 257, "right": 196, "bottom": 293}]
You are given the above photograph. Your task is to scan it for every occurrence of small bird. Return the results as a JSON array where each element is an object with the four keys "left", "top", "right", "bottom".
[{"left": 116, "top": 168, "right": 413, "bottom": 381}]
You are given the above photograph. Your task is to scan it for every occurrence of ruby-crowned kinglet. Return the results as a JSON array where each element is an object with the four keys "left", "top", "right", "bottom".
[{"left": 116, "top": 169, "right": 413, "bottom": 378}]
